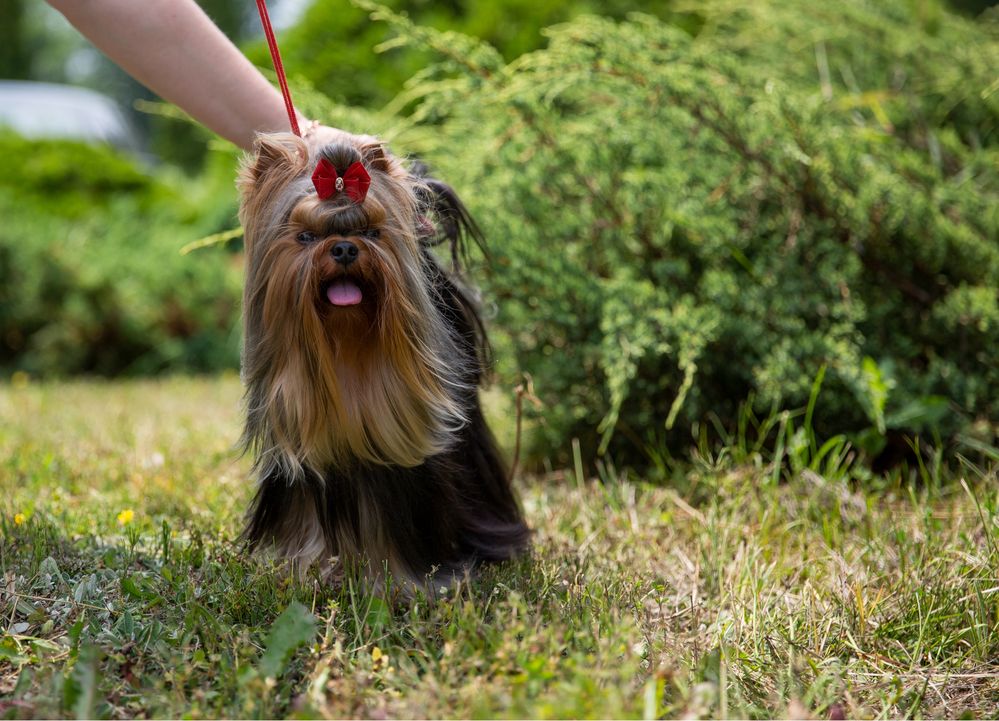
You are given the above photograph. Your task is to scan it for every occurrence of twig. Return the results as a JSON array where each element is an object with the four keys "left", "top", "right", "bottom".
[{"left": 509, "top": 374, "right": 541, "bottom": 483}]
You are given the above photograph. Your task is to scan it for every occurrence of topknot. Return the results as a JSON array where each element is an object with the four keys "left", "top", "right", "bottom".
[{"left": 319, "top": 142, "right": 363, "bottom": 175}]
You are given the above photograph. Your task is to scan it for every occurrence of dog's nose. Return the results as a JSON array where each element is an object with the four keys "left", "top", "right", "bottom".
[{"left": 331, "top": 240, "right": 359, "bottom": 266}]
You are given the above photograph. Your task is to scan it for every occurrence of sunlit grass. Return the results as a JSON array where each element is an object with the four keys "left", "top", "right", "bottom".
[{"left": 1, "top": 377, "right": 997, "bottom": 718}]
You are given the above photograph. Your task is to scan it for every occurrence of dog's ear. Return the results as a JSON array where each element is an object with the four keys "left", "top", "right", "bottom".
[
  {"left": 360, "top": 141, "right": 394, "bottom": 175},
  {"left": 238, "top": 132, "right": 309, "bottom": 194},
  {"left": 411, "top": 166, "right": 487, "bottom": 268}
]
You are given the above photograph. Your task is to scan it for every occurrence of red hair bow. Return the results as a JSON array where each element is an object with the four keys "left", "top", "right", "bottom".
[{"left": 312, "top": 159, "right": 371, "bottom": 203}]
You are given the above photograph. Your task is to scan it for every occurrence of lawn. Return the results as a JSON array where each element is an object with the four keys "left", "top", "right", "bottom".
[{"left": 1, "top": 377, "right": 997, "bottom": 718}]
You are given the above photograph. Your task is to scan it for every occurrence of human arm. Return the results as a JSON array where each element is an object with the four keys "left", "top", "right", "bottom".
[{"left": 45, "top": 0, "right": 326, "bottom": 150}]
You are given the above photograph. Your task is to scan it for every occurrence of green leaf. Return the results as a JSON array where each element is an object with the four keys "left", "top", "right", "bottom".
[
  {"left": 63, "top": 645, "right": 101, "bottom": 720},
  {"left": 364, "top": 596, "right": 391, "bottom": 631},
  {"left": 258, "top": 603, "right": 317, "bottom": 679},
  {"left": 859, "top": 357, "right": 890, "bottom": 434},
  {"left": 120, "top": 575, "right": 160, "bottom": 602},
  {"left": 0, "top": 637, "right": 28, "bottom": 666},
  {"left": 884, "top": 396, "right": 950, "bottom": 432}
]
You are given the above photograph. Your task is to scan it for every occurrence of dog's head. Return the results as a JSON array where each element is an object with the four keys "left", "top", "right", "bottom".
[{"left": 237, "top": 133, "right": 471, "bottom": 476}]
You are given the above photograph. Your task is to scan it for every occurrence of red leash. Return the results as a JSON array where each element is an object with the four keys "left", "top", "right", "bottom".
[{"left": 255, "top": 0, "right": 300, "bottom": 136}]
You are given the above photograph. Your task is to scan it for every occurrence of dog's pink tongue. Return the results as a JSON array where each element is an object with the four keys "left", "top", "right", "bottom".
[{"left": 327, "top": 279, "right": 362, "bottom": 306}]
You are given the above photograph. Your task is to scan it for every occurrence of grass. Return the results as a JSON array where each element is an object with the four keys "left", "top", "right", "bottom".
[{"left": 1, "top": 377, "right": 998, "bottom": 719}]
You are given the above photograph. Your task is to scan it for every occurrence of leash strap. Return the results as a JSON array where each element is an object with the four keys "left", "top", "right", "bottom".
[{"left": 255, "top": 0, "right": 301, "bottom": 136}]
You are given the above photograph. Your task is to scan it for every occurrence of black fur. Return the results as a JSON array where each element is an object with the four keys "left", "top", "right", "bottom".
[
  {"left": 411, "top": 160, "right": 488, "bottom": 269},
  {"left": 245, "top": 402, "right": 529, "bottom": 579}
]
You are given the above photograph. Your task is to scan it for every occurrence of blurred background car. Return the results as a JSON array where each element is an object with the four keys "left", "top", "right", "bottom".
[{"left": 0, "top": 80, "right": 142, "bottom": 154}]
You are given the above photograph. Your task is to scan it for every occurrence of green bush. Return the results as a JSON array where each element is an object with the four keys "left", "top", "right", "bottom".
[
  {"left": 243, "top": 0, "right": 675, "bottom": 109},
  {"left": 0, "top": 135, "right": 243, "bottom": 376},
  {"left": 4, "top": 1, "right": 997, "bottom": 469},
  {"left": 370, "top": 0, "right": 999, "bottom": 464},
  {"left": 0, "top": 134, "right": 153, "bottom": 217}
]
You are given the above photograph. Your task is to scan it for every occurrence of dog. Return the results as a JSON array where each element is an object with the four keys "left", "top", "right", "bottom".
[{"left": 235, "top": 131, "right": 530, "bottom": 589}]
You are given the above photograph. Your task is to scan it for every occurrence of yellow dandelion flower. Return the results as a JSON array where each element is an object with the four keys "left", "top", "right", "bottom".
[
  {"left": 371, "top": 646, "right": 383, "bottom": 662},
  {"left": 117, "top": 509, "right": 135, "bottom": 526},
  {"left": 14, "top": 512, "right": 26, "bottom": 526}
]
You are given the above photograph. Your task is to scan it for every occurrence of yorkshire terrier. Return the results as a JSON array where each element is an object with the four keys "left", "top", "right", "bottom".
[{"left": 236, "top": 132, "right": 530, "bottom": 588}]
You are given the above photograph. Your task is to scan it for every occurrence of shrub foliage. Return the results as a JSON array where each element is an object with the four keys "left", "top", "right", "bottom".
[
  {"left": 243, "top": 0, "right": 674, "bottom": 109},
  {"left": 0, "top": 135, "right": 243, "bottom": 375},
  {"left": 375, "top": 0, "right": 999, "bottom": 462},
  {"left": 2, "top": 0, "right": 996, "bottom": 467}
]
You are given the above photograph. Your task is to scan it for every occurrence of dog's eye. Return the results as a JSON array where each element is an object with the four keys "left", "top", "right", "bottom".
[
  {"left": 361, "top": 228, "right": 381, "bottom": 240},
  {"left": 297, "top": 231, "right": 317, "bottom": 244}
]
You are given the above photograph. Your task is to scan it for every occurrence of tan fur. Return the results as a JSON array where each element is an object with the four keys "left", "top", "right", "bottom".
[
  {"left": 238, "top": 133, "right": 468, "bottom": 483},
  {"left": 238, "top": 133, "right": 530, "bottom": 590}
]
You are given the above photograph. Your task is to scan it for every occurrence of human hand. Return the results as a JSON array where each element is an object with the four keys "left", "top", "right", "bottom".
[{"left": 301, "top": 121, "right": 379, "bottom": 153}]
